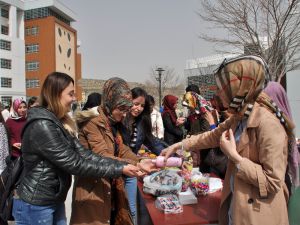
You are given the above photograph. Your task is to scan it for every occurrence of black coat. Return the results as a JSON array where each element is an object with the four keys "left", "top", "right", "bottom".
[
  {"left": 17, "top": 107, "right": 126, "bottom": 206},
  {"left": 162, "top": 113, "right": 183, "bottom": 145}
]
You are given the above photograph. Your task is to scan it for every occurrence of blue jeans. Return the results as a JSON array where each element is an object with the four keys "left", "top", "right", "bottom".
[
  {"left": 12, "top": 198, "right": 66, "bottom": 225},
  {"left": 124, "top": 177, "right": 137, "bottom": 225}
]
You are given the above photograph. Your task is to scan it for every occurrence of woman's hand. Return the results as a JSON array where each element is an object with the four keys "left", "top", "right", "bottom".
[
  {"left": 122, "top": 164, "right": 143, "bottom": 177},
  {"left": 137, "top": 159, "right": 158, "bottom": 174},
  {"left": 176, "top": 117, "right": 186, "bottom": 126},
  {"left": 220, "top": 129, "right": 243, "bottom": 164},
  {"left": 160, "top": 142, "right": 182, "bottom": 161}
]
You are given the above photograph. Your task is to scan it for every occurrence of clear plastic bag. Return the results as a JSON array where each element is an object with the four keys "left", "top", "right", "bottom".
[{"left": 143, "top": 170, "right": 182, "bottom": 196}]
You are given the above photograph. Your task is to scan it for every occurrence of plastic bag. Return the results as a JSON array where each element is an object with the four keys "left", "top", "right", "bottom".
[{"left": 143, "top": 170, "right": 182, "bottom": 196}]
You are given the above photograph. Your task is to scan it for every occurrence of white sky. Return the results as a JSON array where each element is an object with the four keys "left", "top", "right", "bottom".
[{"left": 59, "top": 0, "right": 219, "bottom": 82}]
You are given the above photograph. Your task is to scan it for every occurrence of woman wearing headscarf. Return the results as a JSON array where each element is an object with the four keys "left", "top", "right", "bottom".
[
  {"left": 182, "top": 91, "right": 227, "bottom": 178},
  {"left": 71, "top": 78, "right": 155, "bottom": 225},
  {"left": 5, "top": 98, "right": 27, "bottom": 158},
  {"left": 162, "top": 95, "right": 184, "bottom": 145},
  {"left": 161, "top": 55, "right": 290, "bottom": 225},
  {"left": 264, "top": 81, "right": 300, "bottom": 192}
]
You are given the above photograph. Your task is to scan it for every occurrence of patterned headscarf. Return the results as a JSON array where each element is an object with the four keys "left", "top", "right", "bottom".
[
  {"left": 214, "top": 55, "right": 269, "bottom": 117},
  {"left": 182, "top": 91, "right": 213, "bottom": 114},
  {"left": 102, "top": 77, "right": 132, "bottom": 116},
  {"left": 162, "top": 95, "right": 178, "bottom": 124}
]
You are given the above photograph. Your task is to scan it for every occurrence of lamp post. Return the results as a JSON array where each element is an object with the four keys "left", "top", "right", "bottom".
[{"left": 155, "top": 67, "right": 165, "bottom": 108}]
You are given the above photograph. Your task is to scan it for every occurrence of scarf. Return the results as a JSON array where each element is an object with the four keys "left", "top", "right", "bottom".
[{"left": 162, "top": 95, "right": 178, "bottom": 124}]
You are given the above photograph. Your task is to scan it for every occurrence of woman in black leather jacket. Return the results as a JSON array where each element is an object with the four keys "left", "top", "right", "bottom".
[{"left": 13, "top": 72, "right": 143, "bottom": 225}]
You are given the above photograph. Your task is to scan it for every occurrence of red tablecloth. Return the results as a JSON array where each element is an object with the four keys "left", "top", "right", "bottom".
[{"left": 137, "top": 178, "right": 222, "bottom": 225}]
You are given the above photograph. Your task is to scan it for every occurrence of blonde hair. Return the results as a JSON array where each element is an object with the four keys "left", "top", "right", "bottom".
[{"left": 40, "top": 72, "right": 77, "bottom": 135}]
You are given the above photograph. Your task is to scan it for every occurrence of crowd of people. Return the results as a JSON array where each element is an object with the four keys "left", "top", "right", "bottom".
[{"left": 0, "top": 55, "right": 299, "bottom": 225}]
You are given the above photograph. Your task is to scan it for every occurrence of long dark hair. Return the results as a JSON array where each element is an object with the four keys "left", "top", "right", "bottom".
[{"left": 130, "top": 87, "right": 153, "bottom": 145}]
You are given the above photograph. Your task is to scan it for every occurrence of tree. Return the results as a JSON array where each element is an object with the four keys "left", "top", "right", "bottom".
[{"left": 199, "top": 0, "right": 300, "bottom": 81}]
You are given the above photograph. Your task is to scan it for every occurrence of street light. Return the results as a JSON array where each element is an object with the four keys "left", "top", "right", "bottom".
[{"left": 155, "top": 67, "right": 165, "bottom": 108}]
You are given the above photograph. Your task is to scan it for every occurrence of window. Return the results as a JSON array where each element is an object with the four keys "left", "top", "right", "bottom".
[
  {"left": 1, "top": 77, "right": 12, "bottom": 88},
  {"left": 0, "top": 40, "right": 11, "bottom": 50},
  {"left": 1, "top": 8, "right": 9, "bottom": 19},
  {"left": 26, "top": 79, "right": 40, "bottom": 88},
  {"left": 0, "top": 59, "right": 11, "bottom": 69},
  {"left": 26, "top": 61, "right": 39, "bottom": 71},
  {"left": 25, "top": 44, "right": 39, "bottom": 53},
  {"left": 1, "top": 96, "right": 12, "bottom": 107},
  {"left": 31, "top": 26, "right": 39, "bottom": 36},
  {"left": 25, "top": 27, "right": 31, "bottom": 36},
  {"left": 25, "top": 7, "right": 70, "bottom": 25},
  {"left": 1, "top": 25, "right": 8, "bottom": 35}
]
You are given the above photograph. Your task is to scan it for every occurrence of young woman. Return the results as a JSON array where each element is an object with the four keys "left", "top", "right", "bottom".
[
  {"left": 161, "top": 56, "right": 291, "bottom": 225},
  {"left": 161, "top": 95, "right": 184, "bottom": 145},
  {"left": 12, "top": 72, "right": 143, "bottom": 225},
  {"left": 71, "top": 78, "right": 155, "bottom": 225},
  {"left": 5, "top": 99, "right": 27, "bottom": 159},
  {"left": 264, "top": 81, "right": 299, "bottom": 191},
  {"left": 123, "top": 87, "right": 165, "bottom": 225}
]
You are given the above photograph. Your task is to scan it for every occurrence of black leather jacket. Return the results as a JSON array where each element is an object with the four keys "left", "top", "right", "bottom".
[{"left": 17, "top": 107, "right": 127, "bottom": 206}]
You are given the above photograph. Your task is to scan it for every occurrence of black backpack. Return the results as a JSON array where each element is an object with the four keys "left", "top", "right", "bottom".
[{"left": 0, "top": 156, "right": 23, "bottom": 225}]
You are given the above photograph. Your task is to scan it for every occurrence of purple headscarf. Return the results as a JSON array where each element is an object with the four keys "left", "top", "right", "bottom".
[{"left": 264, "top": 81, "right": 300, "bottom": 190}]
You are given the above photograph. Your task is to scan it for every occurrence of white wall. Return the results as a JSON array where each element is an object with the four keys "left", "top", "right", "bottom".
[{"left": 0, "top": 3, "right": 26, "bottom": 101}]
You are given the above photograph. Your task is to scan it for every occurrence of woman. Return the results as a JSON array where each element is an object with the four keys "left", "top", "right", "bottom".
[
  {"left": 12, "top": 72, "right": 143, "bottom": 225},
  {"left": 5, "top": 99, "right": 27, "bottom": 158},
  {"left": 0, "top": 112, "right": 9, "bottom": 174},
  {"left": 182, "top": 91, "right": 227, "bottom": 177},
  {"left": 123, "top": 87, "right": 165, "bottom": 224},
  {"left": 264, "top": 81, "right": 299, "bottom": 192},
  {"left": 161, "top": 56, "right": 291, "bottom": 225},
  {"left": 71, "top": 78, "right": 155, "bottom": 225},
  {"left": 161, "top": 95, "right": 184, "bottom": 145}
]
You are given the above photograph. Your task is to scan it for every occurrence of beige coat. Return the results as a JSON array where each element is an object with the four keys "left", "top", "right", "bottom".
[
  {"left": 183, "top": 103, "right": 289, "bottom": 225},
  {"left": 70, "top": 107, "right": 138, "bottom": 225}
]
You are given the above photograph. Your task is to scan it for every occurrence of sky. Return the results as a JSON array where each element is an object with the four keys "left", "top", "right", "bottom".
[{"left": 59, "top": 0, "right": 218, "bottom": 83}]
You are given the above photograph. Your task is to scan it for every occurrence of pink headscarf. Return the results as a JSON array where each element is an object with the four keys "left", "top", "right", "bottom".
[{"left": 11, "top": 98, "right": 26, "bottom": 119}]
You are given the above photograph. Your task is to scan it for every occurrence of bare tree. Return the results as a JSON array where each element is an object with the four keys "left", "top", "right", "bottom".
[{"left": 199, "top": 0, "right": 300, "bottom": 81}]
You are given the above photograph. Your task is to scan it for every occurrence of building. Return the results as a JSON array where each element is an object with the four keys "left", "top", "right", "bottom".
[
  {"left": 0, "top": 0, "right": 82, "bottom": 107},
  {"left": 184, "top": 53, "right": 240, "bottom": 100},
  {"left": 24, "top": 0, "right": 82, "bottom": 101},
  {"left": 0, "top": 0, "right": 25, "bottom": 106}
]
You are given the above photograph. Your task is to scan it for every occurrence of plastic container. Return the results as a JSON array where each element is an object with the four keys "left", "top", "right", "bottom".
[{"left": 152, "top": 156, "right": 182, "bottom": 168}]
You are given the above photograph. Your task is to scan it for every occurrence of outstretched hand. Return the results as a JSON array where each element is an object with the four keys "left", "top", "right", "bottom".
[
  {"left": 160, "top": 142, "right": 182, "bottom": 161},
  {"left": 122, "top": 164, "right": 143, "bottom": 177}
]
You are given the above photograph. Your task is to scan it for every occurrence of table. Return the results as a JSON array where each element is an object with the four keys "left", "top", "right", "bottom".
[{"left": 137, "top": 180, "right": 222, "bottom": 225}]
